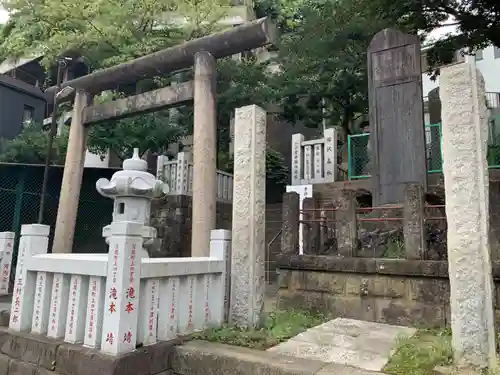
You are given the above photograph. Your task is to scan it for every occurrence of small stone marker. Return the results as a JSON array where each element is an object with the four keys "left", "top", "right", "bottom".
[
  {"left": 286, "top": 185, "right": 313, "bottom": 255},
  {"left": 368, "top": 29, "right": 427, "bottom": 205},
  {"left": 441, "top": 61, "right": 497, "bottom": 369},
  {"left": 231, "top": 105, "right": 266, "bottom": 328}
]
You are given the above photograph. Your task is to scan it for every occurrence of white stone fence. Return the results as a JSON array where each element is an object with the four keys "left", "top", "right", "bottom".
[
  {"left": 0, "top": 232, "right": 14, "bottom": 296},
  {"left": 157, "top": 152, "right": 233, "bottom": 201},
  {"left": 291, "top": 128, "right": 338, "bottom": 185},
  {"left": 7, "top": 224, "right": 231, "bottom": 356}
]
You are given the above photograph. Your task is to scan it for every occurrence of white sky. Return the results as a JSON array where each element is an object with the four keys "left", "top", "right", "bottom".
[{"left": 0, "top": 8, "right": 8, "bottom": 24}]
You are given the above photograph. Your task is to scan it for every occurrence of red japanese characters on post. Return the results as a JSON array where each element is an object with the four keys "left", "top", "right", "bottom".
[
  {"left": 123, "top": 331, "right": 132, "bottom": 343},
  {"left": 50, "top": 277, "right": 61, "bottom": 332},
  {"left": 148, "top": 281, "right": 157, "bottom": 336},
  {"left": 125, "top": 302, "right": 134, "bottom": 313},
  {"left": 33, "top": 274, "right": 44, "bottom": 329},
  {"left": 204, "top": 278, "right": 210, "bottom": 323},
  {"left": 112, "top": 246, "right": 119, "bottom": 283},
  {"left": 187, "top": 279, "right": 193, "bottom": 327},
  {"left": 106, "top": 332, "right": 114, "bottom": 345},
  {"left": 169, "top": 279, "right": 177, "bottom": 332},
  {"left": 126, "top": 287, "right": 135, "bottom": 299},
  {"left": 129, "top": 244, "right": 137, "bottom": 284},
  {"left": 68, "top": 277, "right": 79, "bottom": 335},
  {"left": 109, "top": 286, "right": 117, "bottom": 300},
  {"left": 88, "top": 280, "right": 98, "bottom": 339}
]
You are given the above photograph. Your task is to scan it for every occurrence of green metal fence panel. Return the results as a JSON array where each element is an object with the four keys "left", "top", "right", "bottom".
[
  {"left": 347, "top": 123, "right": 442, "bottom": 180},
  {"left": 347, "top": 117, "right": 500, "bottom": 179},
  {"left": 488, "top": 115, "right": 500, "bottom": 168},
  {"left": 347, "top": 133, "right": 371, "bottom": 180},
  {"left": 426, "top": 123, "right": 442, "bottom": 173},
  {"left": 0, "top": 163, "right": 115, "bottom": 288}
]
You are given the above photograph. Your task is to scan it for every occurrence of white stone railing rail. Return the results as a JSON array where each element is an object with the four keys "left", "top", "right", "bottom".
[
  {"left": 8, "top": 224, "right": 231, "bottom": 356},
  {"left": 291, "top": 128, "right": 338, "bottom": 185},
  {"left": 157, "top": 152, "right": 233, "bottom": 201}
]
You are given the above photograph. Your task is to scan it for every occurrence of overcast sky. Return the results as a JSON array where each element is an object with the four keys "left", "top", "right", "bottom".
[{"left": 0, "top": 8, "right": 8, "bottom": 24}]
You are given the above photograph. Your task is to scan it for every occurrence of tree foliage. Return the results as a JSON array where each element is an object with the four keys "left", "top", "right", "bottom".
[
  {"left": 0, "top": 121, "right": 68, "bottom": 164},
  {"left": 0, "top": 0, "right": 234, "bottom": 161},
  {"left": 268, "top": 0, "right": 395, "bottom": 137},
  {"left": 86, "top": 91, "right": 187, "bottom": 160},
  {"left": 220, "top": 148, "right": 289, "bottom": 202},
  {"left": 363, "top": 0, "right": 500, "bottom": 69},
  {"left": 0, "top": 0, "right": 230, "bottom": 70}
]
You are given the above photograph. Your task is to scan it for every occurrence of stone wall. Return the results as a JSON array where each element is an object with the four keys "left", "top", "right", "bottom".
[
  {"left": 0, "top": 328, "right": 178, "bottom": 375},
  {"left": 150, "top": 196, "right": 284, "bottom": 282},
  {"left": 0, "top": 329, "right": 367, "bottom": 375},
  {"left": 276, "top": 255, "right": 500, "bottom": 328},
  {"left": 150, "top": 195, "right": 232, "bottom": 258}
]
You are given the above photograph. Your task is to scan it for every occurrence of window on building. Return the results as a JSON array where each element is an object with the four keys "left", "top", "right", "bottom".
[
  {"left": 475, "top": 49, "right": 484, "bottom": 61},
  {"left": 494, "top": 47, "right": 500, "bottom": 59},
  {"left": 22, "top": 105, "right": 35, "bottom": 127}
]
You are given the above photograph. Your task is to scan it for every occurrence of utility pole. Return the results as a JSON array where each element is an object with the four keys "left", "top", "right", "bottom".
[{"left": 38, "top": 57, "right": 72, "bottom": 224}]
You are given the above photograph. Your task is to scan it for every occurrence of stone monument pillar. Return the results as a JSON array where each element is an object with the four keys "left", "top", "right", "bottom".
[
  {"left": 441, "top": 62, "right": 497, "bottom": 369},
  {"left": 367, "top": 29, "right": 427, "bottom": 205},
  {"left": 191, "top": 51, "right": 217, "bottom": 257},
  {"left": 230, "top": 105, "right": 266, "bottom": 328},
  {"left": 96, "top": 148, "right": 168, "bottom": 257}
]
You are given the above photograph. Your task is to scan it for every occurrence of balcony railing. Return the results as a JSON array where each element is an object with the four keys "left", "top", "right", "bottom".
[{"left": 486, "top": 92, "right": 500, "bottom": 109}]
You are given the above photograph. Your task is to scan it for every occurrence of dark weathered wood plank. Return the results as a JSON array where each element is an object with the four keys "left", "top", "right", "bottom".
[{"left": 82, "top": 81, "right": 193, "bottom": 125}]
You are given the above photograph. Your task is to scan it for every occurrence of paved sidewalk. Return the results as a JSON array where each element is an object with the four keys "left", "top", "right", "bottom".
[{"left": 267, "top": 318, "right": 416, "bottom": 372}]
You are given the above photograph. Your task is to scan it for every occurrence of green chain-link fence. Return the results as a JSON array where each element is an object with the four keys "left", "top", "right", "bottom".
[
  {"left": 426, "top": 123, "right": 442, "bottom": 173},
  {"left": 488, "top": 116, "right": 500, "bottom": 168},
  {"left": 347, "top": 133, "right": 371, "bottom": 180},
  {"left": 348, "top": 118, "right": 500, "bottom": 179},
  {"left": 0, "top": 163, "right": 116, "bottom": 285}
]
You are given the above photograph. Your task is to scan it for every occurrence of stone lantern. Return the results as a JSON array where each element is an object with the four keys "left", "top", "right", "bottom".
[{"left": 96, "top": 148, "right": 168, "bottom": 257}]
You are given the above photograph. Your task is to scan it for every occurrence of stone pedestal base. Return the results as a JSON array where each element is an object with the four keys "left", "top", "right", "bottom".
[{"left": 0, "top": 328, "right": 177, "bottom": 375}]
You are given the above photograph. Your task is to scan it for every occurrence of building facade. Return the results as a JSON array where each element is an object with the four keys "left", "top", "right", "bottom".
[{"left": 0, "top": 74, "right": 46, "bottom": 144}]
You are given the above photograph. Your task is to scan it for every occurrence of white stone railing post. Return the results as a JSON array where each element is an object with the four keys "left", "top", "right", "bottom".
[
  {"left": 9, "top": 224, "right": 50, "bottom": 331},
  {"left": 101, "top": 221, "right": 143, "bottom": 355},
  {"left": 0, "top": 232, "right": 14, "bottom": 295},
  {"left": 83, "top": 276, "right": 105, "bottom": 348},
  {"left": 137, "top": 277, "right": 160, "bottom": 346},
  {"left": 176, "top": 151, "right": 191, "bottom": 195},
  {"left": 209, "top": 230, "right": 231, "bottom": 323}
]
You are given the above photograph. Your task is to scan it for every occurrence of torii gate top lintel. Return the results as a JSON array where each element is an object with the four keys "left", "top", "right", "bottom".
[{"left": 44, "top": 17, "right": 276, "bottom": 102}]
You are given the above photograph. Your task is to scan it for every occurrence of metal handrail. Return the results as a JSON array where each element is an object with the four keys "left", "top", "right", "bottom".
[{"left": 266, "top": 228, "right": 283, "bottom": 284}]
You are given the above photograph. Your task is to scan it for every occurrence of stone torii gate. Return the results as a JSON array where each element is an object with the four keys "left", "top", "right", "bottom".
[{"left": 45, "top": 18, "right": 276, "bottom": 256}]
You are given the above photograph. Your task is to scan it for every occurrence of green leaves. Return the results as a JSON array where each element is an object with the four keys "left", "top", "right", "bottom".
[
  {"left": 0, "top": 121, "right": 68, "bottom": 164},
  {"left": 87, "top": 102, "right": 187, "bottom": 160},
  {"left": 0, "top": 0, "right": 231, "bottom": 70}
]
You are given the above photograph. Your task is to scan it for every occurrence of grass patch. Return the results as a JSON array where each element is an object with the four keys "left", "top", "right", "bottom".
[
  {"left": 384, "top": 327, "right": 453, "bottom": 375},
  {"left": 383, "top": 237, "right": 405, "bottom": 258},
  {"left": 190, "top": 309, "right": 328, "bottom": 350}
]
